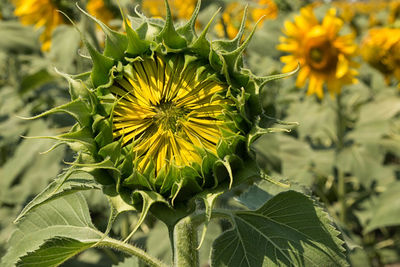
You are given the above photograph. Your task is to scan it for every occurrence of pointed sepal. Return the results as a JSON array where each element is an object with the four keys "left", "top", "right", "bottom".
[
  {"left": 177, "top": 0, "right": 201, "bottom": 42},
  {"left": 77, "top": 4, "right": 128, "bottom": 61},
  {"left": 157, "top": 0, "right": 187, "bottom": 50}
]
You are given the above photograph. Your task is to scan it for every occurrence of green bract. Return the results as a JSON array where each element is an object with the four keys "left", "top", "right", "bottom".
[{"left": 29, "top": 0, "right": 296, "bottom": 228}]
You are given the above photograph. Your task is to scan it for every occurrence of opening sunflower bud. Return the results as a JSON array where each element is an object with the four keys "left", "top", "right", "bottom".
[
  {"left": 109, "top": 53, "right": 231, "bottom": 174},
  {"left": 31, "top": 0, "right": 297, "bottom": 230}
]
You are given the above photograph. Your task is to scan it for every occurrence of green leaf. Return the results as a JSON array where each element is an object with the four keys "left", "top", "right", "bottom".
[
  {"left": 255, "top": 134, "right": 316, "bottom": 187},
  {"left": 235, "top": 185, "right": 273, "bottom": 210},
  {"left": 14, "top": 171, "right": 100, "bottom": 222},
  {"left": 284, "top": 96, "right": 337, "bottom": 145},
  {"left": 48, "top": 25, "right": 81, "bottom": 73},
  {"left": 17, "top": 237, "right": 96, "bottom": 267},
  {"left": 0, "top": 21, "right": 40, "bottom": 52},
  {"left": 1, "top": 193, "right": 102, "bottom": 267},
  {"left": 0, "top": 120, "right": 59, "bottom": 193},
  {"left": 364, "top": 182, "right": 400, "bottom": 233},
  {"left": 20, "top": 69, "right": 55, "bottom": 94},
  {"left": 211, "top": 191, "right": 348, "bottom": 267},
  {"left": 336, "top": 143, "right": 389, "bottom": 187}
]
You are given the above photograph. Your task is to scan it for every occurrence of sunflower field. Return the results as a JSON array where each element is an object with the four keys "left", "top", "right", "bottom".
[{"left": 0, "top": 0, "right": 399, "bottom": 266}]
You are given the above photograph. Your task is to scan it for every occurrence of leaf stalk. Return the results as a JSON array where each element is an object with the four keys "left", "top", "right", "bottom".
[{"left": 99, "top": 237, "right": 168, "bottom": 267}]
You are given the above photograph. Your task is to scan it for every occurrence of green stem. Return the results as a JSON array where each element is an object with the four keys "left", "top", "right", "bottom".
[
  {"left": 337, "top": 169, "right": 346, "bottom": 223},
  {"left": 336, "top": 95, "right": 346, "bottom": 223},
  {"left": 99, "top": 237, "right": 168, "bottom": 267},
  {"left": 336, "top": 95, "right": 345, "bottom": 149},
  {"left": 173, "top": 216, "right": 199, "bottom": 267}
]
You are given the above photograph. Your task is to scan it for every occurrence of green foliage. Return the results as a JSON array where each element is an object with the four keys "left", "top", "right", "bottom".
[
  {"left": 14, "top": 171, "right": 100, "bottom": 222},
  {"left": 1, "top": 193, "right": 102, "bottom": 267},
  {"left": 364, "top": 182, "right": 400, "bottom": 233},
  {"left": 211, "top": 190, "right": 347, "bottom": 267},
  {"left": 18, "top": 237, "right": 96, "bottom": 267}
]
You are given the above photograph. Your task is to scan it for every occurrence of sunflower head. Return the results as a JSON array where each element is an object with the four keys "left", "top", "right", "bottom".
[
  {"left": 215, "top": 0, "right": 277, "bottom": 39},
  {"left": 278, "top": 6, "right": 358, "bottom": 98},
  {"left": 361, "top": 27, "right": 400, "bottom": 85},
  {"left": 36, "top": 0, "right": 295, "bottom": 222},
  {"left": 13, "top": 0, "right": 65, "bottom": 51},
  {"left": 142, "top": 0, "right": 197, "bottom": 20},
  {"left": 86, "top": 0, "right": 115, "bottom": 26},
  {"left": 389, "top": 1, "right": 400, "bottom": 25}
]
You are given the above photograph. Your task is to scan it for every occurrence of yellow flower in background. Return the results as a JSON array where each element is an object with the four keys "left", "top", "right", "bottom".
[
  {"left": 361, "top": 28, "right": 400, "bottom": 85},
  {"left": 278, "top": 6, "right": 358, "bottom": 98},
  {"left": 142, "top": 0, "right": 197, "bottom": 20},
  {"left": 215, "top": 2, "right": 251, "bottom": 39},
  {"left": 111, "top": 53, "right": 229, "bottom": 173},
  {"left": 332, "top": 1, "right": 355, "bottom": 23},
  {"left": 215, "top": 0, "right": 278, "bottom": 39},
  {"left": 389, "top": 1, "right": 400, "bottom": 24},
  {"left": 87, "top": 0, "right": 114, "bottom": 26},
  {"left": 13, "top": 0, "right": 64, "bottom": 51},
  {"left": 333, "top": 0, "right": 389, "bottom": 27},
  {"left": 251, "top": 0, "right": 278, "bottom": 24}
]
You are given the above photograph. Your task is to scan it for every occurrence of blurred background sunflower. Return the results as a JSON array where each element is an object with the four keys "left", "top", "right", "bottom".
[
  {"left": 13, "top": 0, "right": 65, "bottom": 51},
  {"left": 361, "top": 27, "right": 400, "bottom": 86},
  {"left": 277, "top": 6, "right": 358, "bottom": 98},
  {"left": 215, "top": 0, "right": 278, "bottom": 39}
]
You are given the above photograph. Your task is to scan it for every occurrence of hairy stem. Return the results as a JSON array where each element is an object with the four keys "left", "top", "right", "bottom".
[
  {"left": 174, "top": 216, "right": 199, "bottom": 267},
  {"left": 99, "top": 237, "right": 168, "bottom": 267}
]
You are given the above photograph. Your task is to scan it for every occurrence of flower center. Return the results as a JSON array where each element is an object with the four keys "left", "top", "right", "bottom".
[
  {"left": 154, "top": 101, "right": 186, "bottom": 133},
  {"left": 305, "top": 38, "right": 338, "bottom": 72},
  {"left": 309, "top": 48, "right": 324, "bottom": 63}
]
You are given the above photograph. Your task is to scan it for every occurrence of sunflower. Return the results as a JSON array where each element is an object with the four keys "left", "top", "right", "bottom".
[
  {"left": 333, "top": 1, "right": 389, "bottom": 28},
  {"left": 332, "top": 1, "right": 356, "bottom": 23},
  {"left": 361, "top": 27, "right": 400, "bottom": 85},
  {"left": 142, "top": 0, "right": 197, "bottom": 20},
  {"left": 33, "top": 0, "right": 295, "bottom": 217},
  {"left": 87, "top": 0, "right": 114, "bottom": 26},
  {"left": 278, "top": 6, "right": 358, "bottom": 98},
  {"left": 13, "top": 0, "right": 64, "bottom": 51},
  {"left": 215, "top": 0, "right": 278, "bottom": 39},
  {"left": 389, "top": 1, "right": 400, "bottom": 25},
  {"left": 110, "top": 53, "right": 230, "bottom": 173}
]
